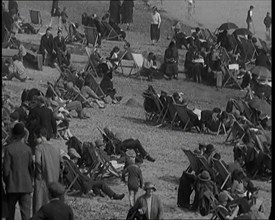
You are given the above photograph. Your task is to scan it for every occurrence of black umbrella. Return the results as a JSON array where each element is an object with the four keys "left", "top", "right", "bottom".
[
  {"left": 248, "top": 97, "right": 271, "bottom": 118},
  {"left": 233, "top": 28, "right": 253, "bottom": 37},
  {"left": 249, "top": 66, "right": 271, "bottom": 81},
  {"left": 218, "top": 22, "right": 239, "bottom": 31}
]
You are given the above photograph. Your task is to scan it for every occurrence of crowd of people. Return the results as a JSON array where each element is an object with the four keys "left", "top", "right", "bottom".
[{"left": 2, "top": 0, "right": 272, "bottom": 220}]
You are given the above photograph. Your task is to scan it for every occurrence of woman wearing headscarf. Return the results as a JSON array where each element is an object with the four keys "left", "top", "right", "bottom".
[
  {"left": 150, "top": 6, "right": 161, "bottom": 45},
  {"left": 121, "top": 0, "right": 134, "bottom": 30}
]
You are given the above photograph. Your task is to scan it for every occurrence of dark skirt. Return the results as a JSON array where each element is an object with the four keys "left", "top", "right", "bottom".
[
  {"left": 150, "top": 24, "right": 160, "bottom": 41},
  {"left": 121, "top": 0, "right": 134, "bottom": 24},
  {"left": 165, "top": 63, "right": 178, "bottom": 77}
]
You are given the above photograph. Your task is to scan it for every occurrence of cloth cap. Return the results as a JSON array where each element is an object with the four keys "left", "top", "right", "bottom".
[
  {"left": 218, "top": 191, "right": 228, "bottom": 203},
  {"left": 144, "top": 182, "right": 156, "bottom": 191},
  {"left": 198, "top": 170, "right": 211, "bottom": 182},
  {"left": 199, "top": 143, "right": 207, "bottom": 150},
  {"left": 95, "top": 139, "right": 105, "bottom": 147},
  {"left": 205, "top": 144, "right": 215, "bottom": 155},
  {"left": 48, "top": 182, "right": 65, "bottom": 198},
  {"left": 12, "top": 123, "right": 25, "bottom": 137},
  {"left": 68, "top": 148, "right": 81, "bottom": 159}
]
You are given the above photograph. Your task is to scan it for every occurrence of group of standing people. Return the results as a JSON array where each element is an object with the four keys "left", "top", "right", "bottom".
[{"left": 109, "top": 0, "right": 134, "bottom": 30}]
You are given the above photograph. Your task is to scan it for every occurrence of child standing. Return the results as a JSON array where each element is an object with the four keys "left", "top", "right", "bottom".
[{"left": 122, "top": 156, "right": 143, "bottom": 207}]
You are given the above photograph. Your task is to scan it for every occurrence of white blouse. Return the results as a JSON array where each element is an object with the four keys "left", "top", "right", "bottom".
[{"left": 152, "top": 12, "right": 161, "bottom": 25}]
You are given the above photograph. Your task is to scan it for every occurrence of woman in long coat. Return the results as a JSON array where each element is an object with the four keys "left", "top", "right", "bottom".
[
  {"left": 121, "top": 0, "right": 134, "bottom": 30},
  {"left": 109, "top": 0, "right": 121, "bottom": 24}
]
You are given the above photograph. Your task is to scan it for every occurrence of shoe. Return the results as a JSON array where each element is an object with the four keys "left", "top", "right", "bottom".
[
  {"left": 113, "top": 193, "right": 125, "bottom": 200},
  {"left": 145, "top": 155, "right": 155, "bottom": 162}
]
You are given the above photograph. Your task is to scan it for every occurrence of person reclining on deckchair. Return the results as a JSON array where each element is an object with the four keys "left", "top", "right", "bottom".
[
  {"left": 100, "top": 126, "right": 156, "bottom": 162},
  {"left": 66, "top": 22, "right": 85, "bottom": 44},
  {"left": 62, "top": 151, "right": 125, "bottom": 200}
]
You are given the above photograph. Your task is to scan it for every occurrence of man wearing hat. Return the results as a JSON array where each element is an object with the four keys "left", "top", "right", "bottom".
[
  {"left": 263, "top": 12, "right": 271, "bottom": 41},
  {"left": 31, "top": 182, "right": 74, "bottom": 220},
  {"left": 3, "top": 123, "right": 34, "bottom": 220},
  {"left": 133, "top": 181, "right": 163, "bottom": 219},
  {"left": 33, "top": 128, "right": 62, "bottom": 214},
  {"left": 192, "top": 170, "right": 218, "bottom": 211}
]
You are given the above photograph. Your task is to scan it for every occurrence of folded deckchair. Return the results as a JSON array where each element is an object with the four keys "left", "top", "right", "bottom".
[
  {"left": 212, "top": 158, "right": 231, "bottom": 190},
  {"left": 29, "top": 10, "right": 42, "bottom": 33},
  {"left": 83, "top": 26, "right": 98, "bottom": 47},
  {"left": 181, "top": 148, "right": 202, "bottom": 174},
  {"left": 101, "top": 20, "right": 122, "bottom": 41}
]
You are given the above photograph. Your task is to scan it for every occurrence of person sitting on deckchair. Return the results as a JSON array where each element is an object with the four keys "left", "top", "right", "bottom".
[
  {"left": 87, "top": 46, "right": 106, "bottom": 77},
  {"left": 75, "top": 77, "right": 105, "bottom": 109},
  {"left": 54, "top": 29, "right": 71, "bottom": 67},
  {"left": 67, "top": 22, "right": 85, "bottom": 44},
  {"left": 108, "top": 46, "right": 120, "bottom": 69},
  {"left": 100, "top": 64, "right": 120, "bottom": 104},
  {"left": 39, "top": 27, "right": 56, "bottom": 66},
  {"left": 120, "top": 41, "right": 134, "bottom": 60},
  {"left": 90, "top": 14, "right": 104, "bottom": 46},
  {"left": 63, "top": 150, "right": 125, "bottom": 200},
  {"left": 139, "top": 52, "right": 156, "bottom": 81},
  {"left": 255, "top": 49, "right": 271, "bottom": 70}
]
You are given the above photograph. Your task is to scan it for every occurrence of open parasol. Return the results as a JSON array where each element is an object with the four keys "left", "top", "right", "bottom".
[
  {"left": 249, "top": 66, "right": 271, "bottom": 81},
  {"left": 233, "top": 28, "right": 253, "bottom": 37},
  {"left": 218, "top": 22, "right": 239, "bottom": 31}
]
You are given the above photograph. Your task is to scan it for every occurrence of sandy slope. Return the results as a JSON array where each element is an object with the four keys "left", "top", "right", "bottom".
[{"left": 3, "top": 0, "right": 271, "bottom": 219}]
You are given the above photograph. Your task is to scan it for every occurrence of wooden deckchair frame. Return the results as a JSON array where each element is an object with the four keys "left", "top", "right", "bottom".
[
  {"left": 101, "top": 21, "right": 123, "bottom": 41},
  {"left": 83, "top": 26, "right": 98, "bottom": 47},
  {"left": 143, "top": 92, "right": 164, "bottom": 123},
  {"left": 84, "top": 46, "right": 99, "bottom": 78},
  {"left": 224, "top": 120, "right": 245, "bottom": 144},
  {"left": 181, "top": 148, "right": 202, "bottom": 174},
  {"left": 220, "top": 62, "right": 243, "bottom": 90},
  {"left": 212, "top": 158, "right": 231, "bottom": 190},
  {"left": 63, "top": 159, "right": 81, "bottom": 195},
  {"left": 97, "top": 126, "right": 117, "bottom": 155},
  {"left": 29, "top": 9, "right": 42, "bottom": 33}
]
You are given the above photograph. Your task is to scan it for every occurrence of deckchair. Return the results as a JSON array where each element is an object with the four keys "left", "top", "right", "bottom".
[
  {"left": 220, "top": 62, "right": 243, "bottom": 90},
  {"left": 119, "top": 53, "right": 144, "bottom": 78},
  {"left": 197, "top": 155, "right": 217, "bottom": 181},
  {"left": 83, "top": 26, "right": 98, "bottom": 47},
  {"left": 101, "top": 21, "right": 122, "bottom": 41},
  {"left": 143, "top": 92, "right": 164, "bottom": 122},
  {"left": 2, "top": 127, "right": 9, "bottom": 146},
  {"left": 181, "top": 148, "right": 202, "bottom": 174},
  {"left": 212, "top": 158, "right": 231, "bottom": 190},
  {"left": 63, "top": 158, "right": 82, "bottom": 195},
  {"left": 84, "top": 46, "right": 99, "bottom": 78},
  {"left": 210, "top": 205, "right": 231, "bottom": 220},
  {"left": 84, "top": 70, "right": 105, "bottom": 99},
  {"left": 224, "top": 120, "right": 245, "bottom": 144},
  {"left": 237, "top": 37, "right": 257, "bottom": 65},
  {"left": 95, "top": 148, "right": 121, "bottom": 179},
  {"left": 29, "top": 10, "right": 42, "bottom": 33},
  {"left": 97, "top": 126, "right": 117, "bottom": 155},
  {"left": 86, "top": 145, "right": 105, "bottom": 180}
]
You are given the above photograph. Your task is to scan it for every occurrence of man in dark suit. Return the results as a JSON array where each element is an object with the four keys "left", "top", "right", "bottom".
[
  {"left": 26, "top": 96, "right": 57, "bottom": 150},
  {"left": 30, "top": 182, "right": 74, "bottom": 220},
  {"left": 39, "top": 27, "right": 55, "bottom": 65},
  {"left": 255, "top": 49, "right": 271, "bottom": 70},
  {"left": 3, "top": 123, "right": 34, "bottom": 220},
  {"left": 54, "top": 29, "right": 71, "bottom": 66}
]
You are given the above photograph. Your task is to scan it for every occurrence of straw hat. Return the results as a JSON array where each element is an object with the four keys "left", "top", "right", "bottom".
[
  {"left": 198, "top": 170, "right": 211, "bottom": 182},
  {"left": 143, "top": 182, "right": 156, "bottom": 191}
]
